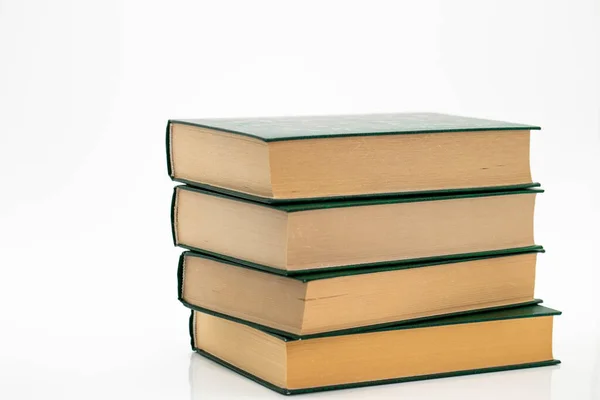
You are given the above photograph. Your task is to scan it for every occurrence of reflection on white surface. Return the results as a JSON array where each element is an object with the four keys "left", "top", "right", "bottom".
[
  {"left": 189, "top": 352, "right": 558, "bottom": 400},
  {"left": 593, "top": 326, "right": 600, "bottom": 400}
]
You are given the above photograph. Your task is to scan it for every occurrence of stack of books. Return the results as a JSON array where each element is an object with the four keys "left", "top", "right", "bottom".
[{"left": 166, "top": 113, "right": 560, "bottom": 395}]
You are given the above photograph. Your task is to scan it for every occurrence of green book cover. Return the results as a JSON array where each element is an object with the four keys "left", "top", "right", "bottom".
[
  {"left": 169, "top": 112, "right": 539, "bottom": 142},
  {"left": 190, "top": 305, "right": 561, "bottom": 395}
]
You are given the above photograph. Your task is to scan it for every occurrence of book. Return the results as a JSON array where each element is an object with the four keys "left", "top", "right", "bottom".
[
  {"left": 166, "top": 113, "right": 539, "bottom": 203},
  {"left": 189, "top": 349, "right": 558, "bottom": 399},
  {"left": 178, "top": 250, "right": 543, "bottom": 337},
  {"left": 172, "top": 185, "right": 543, "bottom": 274},
  {"left": 190, "top": 304, "right": 561, "bottom": 395}
]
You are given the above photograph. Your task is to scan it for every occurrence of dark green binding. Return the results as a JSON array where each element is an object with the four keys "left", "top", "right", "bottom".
[
  {"left": 177, "top": 245, "right": 544, "bottom": 277},
  {"left": 174, "top": 183, "right": 543, "bottom": 212},
  {"left": 165, "top": 121, "right": 173, "bottom": 178},
  {"left": 177, "top": 252, "right": 185, "bottom": 301},
  {"left": 192, "top": 350, "right": 559, "bottom": 396},
  {"left": 180, "top": 246, "right": 545, "bottom": 282},
  {"left": 188, "top": 310, "right": 195, "bottom": 350},
  {"left": 170, "top": 187, "right": 178, "bottom": 246},
  {"left": 174, "top": 180, "right": 543, "bottom": 205}
]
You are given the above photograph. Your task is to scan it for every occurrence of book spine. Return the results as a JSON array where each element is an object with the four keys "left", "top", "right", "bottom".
[
  {"left": 170, "top": 187, "right": 178, "bottom": 246},
  {"left": 189, "top": 310, "right": 196, "bottom": 350},
  {"left": 177, "top": 252, "right": 185, "bottom": 303},
  {"left": 165, "top": 121, "right": 174, "bottom": 178}
]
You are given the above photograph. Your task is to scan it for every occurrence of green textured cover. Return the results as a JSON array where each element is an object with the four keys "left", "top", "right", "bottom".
[
  {"left": 172, "top": 185, "right": 544, "bottom": 276},
  {"left": 190, "top": 305, "right": 561, "bottom": 395},
  {"left": 166, "top": 113, "right": 540, "bottom": 204},
  {"left": 170, "top": 113, "right": 539, "bottom": 142},
  {"left": 179, "top": 248, "right": 545, "bottom": 338}
]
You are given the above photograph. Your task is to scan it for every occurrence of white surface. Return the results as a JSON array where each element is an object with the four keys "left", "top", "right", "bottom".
[{"left": 0, "top": 0, "right": 599, "bottom": 398}]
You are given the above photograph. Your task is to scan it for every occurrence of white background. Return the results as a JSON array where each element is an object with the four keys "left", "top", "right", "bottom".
[{"left": 1, "top": 0, "right": 599, "bottom": 398}]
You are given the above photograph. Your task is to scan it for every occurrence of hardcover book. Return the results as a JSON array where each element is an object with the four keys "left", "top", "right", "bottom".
[
  {"left": 179, "top": 249, "right": 543, "bottom": 337},
  {"left": 172, "top": 185, "right": 543, "bottom": 274},
  {"left": 189, "top": 348, "right": 558, "bottom": 399},
  {"left": 166, "top": 113, "right": 539, "bottom": 203},
  {"left": 190, "top": 304, "right": 561, "bottom": 395}
]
